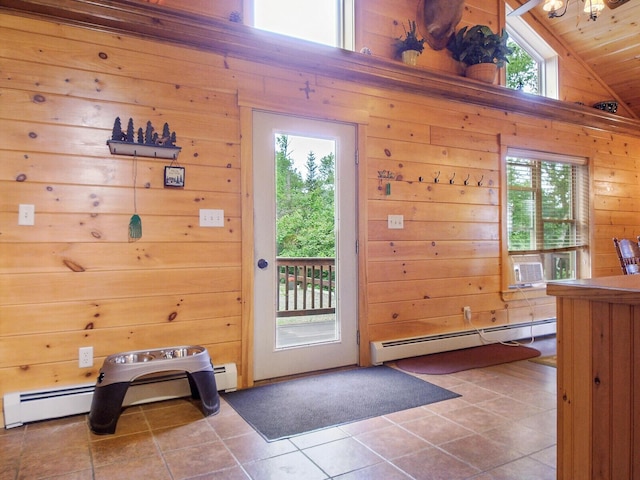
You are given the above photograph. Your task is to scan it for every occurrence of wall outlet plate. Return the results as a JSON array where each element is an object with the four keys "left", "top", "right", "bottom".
[
  {"left": 18, "top": 204, "right": 35, "bottom": 226},
  {"left": 79, "top": 346, "right": 93, "bottom": 368}
]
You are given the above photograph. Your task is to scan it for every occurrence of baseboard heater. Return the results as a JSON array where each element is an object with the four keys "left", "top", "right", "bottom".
[
  {"left": 3, "top": 362, "right": 237, "bottom": 429},
  {"left": 371, "top": 318, "right": 556, "bottom": 365}
]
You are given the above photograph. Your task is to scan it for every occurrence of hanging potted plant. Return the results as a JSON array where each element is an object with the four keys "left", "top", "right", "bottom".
[
  {"left": 446, "top": 25, "right": 513, "bottom": 83},
  {"left": 395, "top": 20, "right": 425, "bottom": 66}
]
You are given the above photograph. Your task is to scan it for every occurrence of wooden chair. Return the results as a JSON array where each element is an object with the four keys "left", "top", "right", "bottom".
[{"left": 613, "top": 237, "right": 640, "bottom": 274}]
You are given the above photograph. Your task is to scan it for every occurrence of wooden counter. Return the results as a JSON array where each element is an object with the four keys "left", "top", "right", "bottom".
[{"left": 547, "top": 276, "right": 640, "bottom": 480}]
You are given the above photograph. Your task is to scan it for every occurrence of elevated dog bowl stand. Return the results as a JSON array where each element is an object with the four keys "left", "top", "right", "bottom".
[{"left": 89, "top": 345, "right": 220, "bottom": 435}]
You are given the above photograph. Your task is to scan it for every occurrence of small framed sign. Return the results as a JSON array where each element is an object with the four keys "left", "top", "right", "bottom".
[{"left": 164, "top": 166, "right": 185, "bottom": 188}]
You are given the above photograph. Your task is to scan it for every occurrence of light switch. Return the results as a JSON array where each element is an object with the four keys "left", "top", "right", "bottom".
[
  {"left": 18, "top": 204, "right": 35, "bottom": 226},
  {"left": 200, "top": 209, "right": 224, "bottom": 227},
  {"left": 387, "top": 214, "right": 404, "bottom": 229}
]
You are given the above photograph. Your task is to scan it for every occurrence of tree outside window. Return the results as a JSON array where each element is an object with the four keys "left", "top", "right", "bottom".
[
  {"left": 506, "top": 39, "right": 539, "bottom": 94},
  {"left": 507, "top": 154, "right": 589, "bottom": 282},
  {"left": 275, "top": 135, "right": 336, "bottom": 258}
]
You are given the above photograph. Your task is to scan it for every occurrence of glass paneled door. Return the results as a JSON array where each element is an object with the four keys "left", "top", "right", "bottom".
[{"left": 252, "top": 111, "right": 358, "bottom": 381}]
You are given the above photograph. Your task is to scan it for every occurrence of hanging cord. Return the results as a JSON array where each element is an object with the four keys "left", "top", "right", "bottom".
[
  {"left": 128, "top": 155, "right": 142, "bottom": 241},
  {"left": 466, "top": 282, "right": 536, "bottom": 348}
]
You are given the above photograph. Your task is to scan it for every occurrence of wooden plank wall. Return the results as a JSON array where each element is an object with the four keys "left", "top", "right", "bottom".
[
  {"left": 0, "top": 13, "right": 244, "bottom": 406},
  {"left": 1, "top": 0, "right": 640, "bottom": 427}
]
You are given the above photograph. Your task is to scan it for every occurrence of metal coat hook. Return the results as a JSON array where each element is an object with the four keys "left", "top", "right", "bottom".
[
  {"left": 464, "top": 174, "right": 471, "bottom": 186},
  {"left": 449, "top": 172, "right": 456, "bottom": 184},
  {"left": 434, "top": 171, "right": 440, "bottom": 183},
  {"left": 477, "top": 175, "right": 484, "bottom": 187}
]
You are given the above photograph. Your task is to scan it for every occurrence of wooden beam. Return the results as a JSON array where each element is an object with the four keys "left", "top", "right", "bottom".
[{"left": 1, "top": 0, "right": 640, "bottom": 137}]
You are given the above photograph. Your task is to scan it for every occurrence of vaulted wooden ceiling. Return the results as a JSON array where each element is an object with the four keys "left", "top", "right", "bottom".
[{"left": 512, "top": 0, "right": 640, "bottom": 119}]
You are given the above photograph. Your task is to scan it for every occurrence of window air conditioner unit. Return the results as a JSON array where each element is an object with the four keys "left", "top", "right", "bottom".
[{"left": 513, "top": 262, "right": 544, "bottom": 285}]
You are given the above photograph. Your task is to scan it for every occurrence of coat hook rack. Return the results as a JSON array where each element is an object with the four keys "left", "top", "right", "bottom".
[{"left": 378, "top": 170, "right": 394, "bottom": 195}]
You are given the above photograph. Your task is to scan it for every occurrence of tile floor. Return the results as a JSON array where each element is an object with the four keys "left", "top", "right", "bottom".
[{"left": 0, "top": 336, "right": 557, "bottom": 480}]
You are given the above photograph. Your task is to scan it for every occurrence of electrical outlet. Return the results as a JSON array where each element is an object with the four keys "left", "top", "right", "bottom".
[
  {"left": 387, "top": 214, "right": 404, "bottom": 229},
  {"left": 463, "top": 306, "right": 472, "bottom": 323},
  {"left": 199, "top": 209, "right": 224, "bottom": 227},
  {"left": 18, "top": 204, "right": 35, "bottom": 226},
  {"left": 79, "top": 346, "right": 93, "bottom": 368}
]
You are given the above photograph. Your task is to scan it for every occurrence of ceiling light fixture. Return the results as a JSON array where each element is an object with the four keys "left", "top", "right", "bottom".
[
  {"left": 543, "top": 0, "right": 568, "bottom": 18},
  {"left": 543, "top": 0, "right": 604, "bottom": 20},
  {"left": 583, "top": 0, "right": 605, "bottom": 20}
]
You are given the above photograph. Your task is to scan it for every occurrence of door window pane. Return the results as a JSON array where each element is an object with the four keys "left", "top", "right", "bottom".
[{"left": 275, "top": 134, "right": 339, "bottom": 348}]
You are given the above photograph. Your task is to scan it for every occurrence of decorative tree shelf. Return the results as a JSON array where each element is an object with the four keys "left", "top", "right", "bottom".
[
  {"left": 107, "top": 140, "right": 181, "bottom": 159},
  {"left": 107, "top": 117, "right": 181, "bottom": 159}
]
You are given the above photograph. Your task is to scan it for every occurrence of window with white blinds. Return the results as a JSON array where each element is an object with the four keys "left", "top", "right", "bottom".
[{"left": 506, "top": 149, "right": 589, "bottom": 282}]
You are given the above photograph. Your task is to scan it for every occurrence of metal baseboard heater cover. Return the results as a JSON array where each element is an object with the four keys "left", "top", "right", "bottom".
[
  {"left": 371, "top": 319, "right": 556, "bottom": 365},
  {"left": 3, "top": 362, "right": 237, "bottom": 429}
]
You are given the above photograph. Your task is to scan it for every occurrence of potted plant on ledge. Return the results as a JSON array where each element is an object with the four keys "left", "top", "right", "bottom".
[
  {"left": 446, "top": 25, "right": 513, "bottom": 84},
  {"left": 395, "top": 20, "right": 425, "bottom": 66}
]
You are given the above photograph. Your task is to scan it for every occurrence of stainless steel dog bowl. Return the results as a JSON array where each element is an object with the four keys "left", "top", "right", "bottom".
[
  {"left": 159, "top": 347, "right": 203, "bottom": 359},
  {"left": 109, "top": 353, "right": 155, "bottom": 364}
]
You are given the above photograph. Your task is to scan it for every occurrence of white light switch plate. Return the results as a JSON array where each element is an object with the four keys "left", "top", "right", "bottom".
[
  {"left": 200, "top": 209, "right": 224, "bottom": 227},
  {"left": 387, "top": 214, "right": 404, "bottom": 229},
  {"left": 18, "top": 204, "right": 35, "bottom": 225}
]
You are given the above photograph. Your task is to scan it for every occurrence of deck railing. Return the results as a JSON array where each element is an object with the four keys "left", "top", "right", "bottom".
[{"left": 277, "top": 257, "right": 335, "bottom": 317}]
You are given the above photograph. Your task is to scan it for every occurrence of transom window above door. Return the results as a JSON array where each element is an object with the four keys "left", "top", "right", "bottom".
[{"left": 249, "top": 0, "right": 354, "bottom": 50}]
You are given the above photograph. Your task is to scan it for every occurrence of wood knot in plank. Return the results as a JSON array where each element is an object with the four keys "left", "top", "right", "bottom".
[{"left": 63, "top": 259, "right": 86, "bottom": 272}]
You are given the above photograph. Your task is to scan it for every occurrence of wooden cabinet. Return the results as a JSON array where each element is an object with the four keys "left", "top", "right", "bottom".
[{"left": 547, "top": 276, "right": 640, "bottom": 480}]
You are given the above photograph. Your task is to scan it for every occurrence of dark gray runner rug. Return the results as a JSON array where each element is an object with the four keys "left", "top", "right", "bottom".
[{"left": 222, "top": 365, "right": 460, "bottom": 441}]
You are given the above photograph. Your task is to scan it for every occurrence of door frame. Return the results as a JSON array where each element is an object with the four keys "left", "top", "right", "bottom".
[
  {"left": 239, "top": 100, "right": 370, "bottom": 388},
  {"left": 252, "top": 111, "right": 358, "bottom": 381}
]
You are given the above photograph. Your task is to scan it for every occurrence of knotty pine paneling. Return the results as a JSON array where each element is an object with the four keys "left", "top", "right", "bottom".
[
  {"left": 368, "top": 258, "right": 499, "bottom": 282},
  {"left": 0, "top": 317, "right": 240, "bottom": 369},
  {"left": 1, "top": 242, "right": 240, "bottom": 273},
  {"left": 369, "top": 200, "right": 499, "bottom": 223},
  {"left": 0, "top": 214, "right": 240, "bottom": 244},
  {"left": 367, "top": 239, "right": 500, "bottom": 262},
  {"left": 0, "top": 11, "right": 245, "bottom": 422},
  {"left": 368, "top": 275, "right": 500, "bottom": 303},
  {"left": 0, "top": 291, "right": 242, "bottom": 336},
  {"left": 1, "top": 0, "right": 640, "bottom": 427},
  {"left": 2, "top": 153, "right": 239, "bottom": 191}
]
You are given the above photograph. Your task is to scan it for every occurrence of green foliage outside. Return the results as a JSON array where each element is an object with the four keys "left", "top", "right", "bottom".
[
  {"left": 507, "top": 158, "right": 574, "bottom": 251},
  {"left": 507, "top": 157, "right": 578, "bottom": 280},
  {"left": 275, "top": 135, "right": 336, "bottom": 258},
  {"left": 506, "top": 39, "right": 539, "bottom": 94}
]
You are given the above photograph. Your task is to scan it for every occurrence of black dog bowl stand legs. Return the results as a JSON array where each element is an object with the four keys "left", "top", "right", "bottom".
[{"left": 89, "top": 346, "right": 220, "bottom": 435}]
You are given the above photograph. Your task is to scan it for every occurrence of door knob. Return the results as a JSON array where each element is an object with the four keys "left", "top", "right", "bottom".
[{"left": 257, "top": 258, "right": 269, "bottom": 269}]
